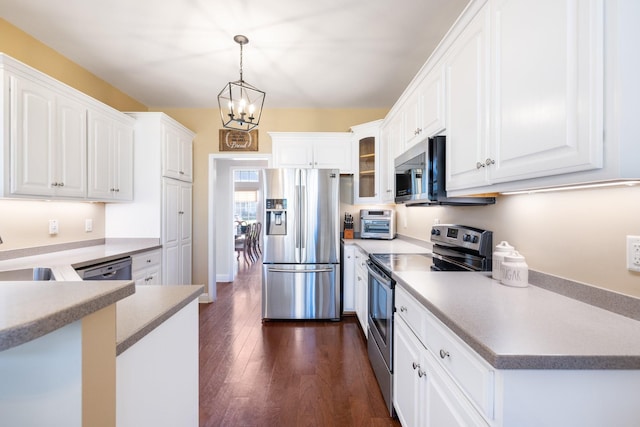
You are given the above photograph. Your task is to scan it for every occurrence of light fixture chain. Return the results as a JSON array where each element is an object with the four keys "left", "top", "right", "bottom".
[{"left": 239, "top": 41, "right": 244, "bottom": 82}]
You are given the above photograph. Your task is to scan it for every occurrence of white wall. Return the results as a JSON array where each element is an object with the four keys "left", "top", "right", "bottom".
[{"left": 395, "top": 184, "right": 640, "bottom": 297}]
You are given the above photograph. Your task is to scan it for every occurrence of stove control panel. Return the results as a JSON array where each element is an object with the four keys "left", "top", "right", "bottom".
[{"left": 431, "top": 224, "right": 492, "bottom": 256}]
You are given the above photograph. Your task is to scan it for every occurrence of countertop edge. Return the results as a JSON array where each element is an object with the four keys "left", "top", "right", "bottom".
[
  {"left": 116, "top": 285, "right": 204, "bottom": 356},
  {"left": 396, "top": 280, "right": 640, "bottom": 370},
  {"left": 0, "top": 282, "right": 135, "bottom": 352}
]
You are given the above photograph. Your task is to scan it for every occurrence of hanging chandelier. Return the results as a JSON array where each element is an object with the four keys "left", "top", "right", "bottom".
[{"left": 217, "top": 35, "right": 266, "bottom": 132}]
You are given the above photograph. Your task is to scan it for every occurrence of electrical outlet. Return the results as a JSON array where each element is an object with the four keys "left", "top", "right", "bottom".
[
  {"left": 627, "top": 236, "right": 640, "bottom": 272},
  {"left": 85, "top": 219, "right": 93, "bottom": 232},
  {"left": 49, "top": 219, "right": 59, "bottom": 235}
]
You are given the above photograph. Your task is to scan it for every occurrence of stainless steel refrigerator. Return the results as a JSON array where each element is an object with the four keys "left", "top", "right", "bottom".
[{"left": 261, "top": 168, "right": 340, "bottom": 320}]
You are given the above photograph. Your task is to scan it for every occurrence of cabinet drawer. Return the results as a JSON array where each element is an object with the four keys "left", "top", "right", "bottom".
[
  {"left": 395, "top": 286, "right": 426, "bottom": 340},
  {"left": 132, "top": 249, "right": 162, "bottom": 272},
  {"left": 423, "top": 309, "right": 494, "bottom": 420}
]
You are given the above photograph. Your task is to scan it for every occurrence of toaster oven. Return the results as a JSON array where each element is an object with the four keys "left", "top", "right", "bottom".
[{"left": 360, "top": 209, "right": 395, "bottom": 240}]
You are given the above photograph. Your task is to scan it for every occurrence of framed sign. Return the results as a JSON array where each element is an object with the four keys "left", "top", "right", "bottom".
[{"left": 219, "top": 129, "right": 259, "bottom": 152}]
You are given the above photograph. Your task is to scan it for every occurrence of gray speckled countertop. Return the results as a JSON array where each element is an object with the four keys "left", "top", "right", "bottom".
[
  {"left": 0, "top": 280, "right": 135, "bottom": 351},
  {"left": 394, "top": 270, "right": 640, "bottom": 370},
  {"left": 343, "top": 237, "right": 431, "bottom": 254},
  {"left": 0, "top": 238, "right": 161, "bottom": 280},
  {"left": 116, "top": 285, "right": 203, "bottom": 355}
]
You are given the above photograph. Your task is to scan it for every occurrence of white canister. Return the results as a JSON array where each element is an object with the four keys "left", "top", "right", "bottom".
[
  {"left": 500, "top": 251, "right": 529, "bottom": 288},
  {"left": 492, "top": 241, "right": 515, "bottom": 280}
]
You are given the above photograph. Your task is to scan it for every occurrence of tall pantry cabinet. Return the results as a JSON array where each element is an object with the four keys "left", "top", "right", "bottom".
[{"left": 105, "top": 112, "right": 194, "bottom": 285}]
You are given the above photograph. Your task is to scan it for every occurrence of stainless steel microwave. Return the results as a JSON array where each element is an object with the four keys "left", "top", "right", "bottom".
[{"left": 394, "top": 136, "right": 495, "bottom": 206}]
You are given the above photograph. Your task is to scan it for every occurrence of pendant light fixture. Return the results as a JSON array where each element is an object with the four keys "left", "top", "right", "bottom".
[{"left": 217, "top": 35, "right": 265, "bottom": 132}]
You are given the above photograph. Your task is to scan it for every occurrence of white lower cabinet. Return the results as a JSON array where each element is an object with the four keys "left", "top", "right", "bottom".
[
  {"left": 354, "top": 247, "right": 368, "bottom": 336},
  {"left": 395, "top": 304, "right": 488, "bottom": 427},
  {"left": 342, "top": 245, "right": 356, "bottom": 313},
  {"left": 131, "top": 249, "right": 162, "bottom": 286}
]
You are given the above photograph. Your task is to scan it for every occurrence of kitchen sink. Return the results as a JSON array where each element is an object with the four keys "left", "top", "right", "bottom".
[{"left": 0, "top": 267, "right": 55, "bottom": 281}]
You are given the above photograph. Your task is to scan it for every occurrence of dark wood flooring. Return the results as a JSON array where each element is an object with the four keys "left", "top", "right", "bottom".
[{"left": 198, "top": 260, "right": 401, "bottom": 427}]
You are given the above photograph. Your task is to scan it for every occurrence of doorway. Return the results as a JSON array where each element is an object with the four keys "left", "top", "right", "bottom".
[{"left": 208, "top": 154, "right": 269, "bottom": 294}]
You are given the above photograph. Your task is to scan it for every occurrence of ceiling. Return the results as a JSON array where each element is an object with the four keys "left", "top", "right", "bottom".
[{"left": 1, "top": 0, "right": 470, "bottom": 109}]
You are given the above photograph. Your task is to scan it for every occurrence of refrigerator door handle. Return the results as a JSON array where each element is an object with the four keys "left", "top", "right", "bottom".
[
  {"left": 300, "top": 184, "right": 306, "bottom": 251},
  {"left": 267, "top": 267, "right": 334, "bottom": 273}
]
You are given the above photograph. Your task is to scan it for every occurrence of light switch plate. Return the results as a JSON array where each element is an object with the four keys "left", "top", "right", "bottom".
[{"left": 85, "top": 219, "right": 93, "bottom": 232}]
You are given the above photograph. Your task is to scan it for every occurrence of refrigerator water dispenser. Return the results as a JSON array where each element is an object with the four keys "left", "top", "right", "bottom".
[{"left": 266, "top": 198, "right": 287, "bottom": 235}]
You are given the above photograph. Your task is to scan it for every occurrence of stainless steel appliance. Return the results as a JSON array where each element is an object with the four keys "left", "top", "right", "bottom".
[
  {"left": 75, "top": 256, "right": 132, "bottom": 281},
  {"left": 360, "top": 209, "right": 395, "bottom": 240},
  {"left": 261, "top": 168, "right": 340, "bottom": 320},
  {"left": 394, "top": 135, "right": 495, "bottom": 206},
  {"left": 366, "top": 224, "right": 493, "bottom": 416}
]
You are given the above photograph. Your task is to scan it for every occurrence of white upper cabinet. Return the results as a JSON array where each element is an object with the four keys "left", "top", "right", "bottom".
[
  {"left": 1, "top": 54, "right": 136, "bottom": 202},
  {"left": 352, "top": 120, "right": 383, "bottom": 204},
  {"left": 163, "top": 123, "right": 193, "bottom": 182},
  {"left": 87, "top": 108, "right": 134, "bottom": 201},
  {"left": 383, "top": 0, "right": 632, "bottom": 196},
  {"left": 379, "top": 118, "right": 401, "bottom": 203},
  {"left": 6, "top": 71, "right": 87, "bottom": 198},
  {"left": 269, "top": 132, "right": 354, "bottom": 172},
  {"left": 447, "top": 0, "right": 605, "bottom": 193},
  {"left": 402, "top": 62, "right": 447, "bottom": 152},
  {"left": 445, "top": 3, "right": 491, "bottom": 191}
]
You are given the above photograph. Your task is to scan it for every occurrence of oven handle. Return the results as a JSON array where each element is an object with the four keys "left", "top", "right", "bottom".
[{"left": 366, "top": 260, "right": 393, "bottom": 288}]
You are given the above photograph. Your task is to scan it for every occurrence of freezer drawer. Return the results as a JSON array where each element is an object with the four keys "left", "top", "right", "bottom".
[{"left": 262, "top": 263, "right": 340, "bottom": 320}]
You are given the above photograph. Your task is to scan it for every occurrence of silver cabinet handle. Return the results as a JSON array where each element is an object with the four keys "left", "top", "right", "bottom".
[
  {"left": 485, "top": 158, "right": 495, "bottom": 166},
  {"left": 412, "top": 362, "right": 419, "bottom": 370},
  {"left": 418, "top": 369, "right": 426, "bottom": 378},
  {"left": 399, "top": 306, "right": 407, "bottom": 313},
  {"left": 476, "top": 162, "right": 485, "bottom": 169},
  {"left": 268, "top": 267, "right": 333, "bottom": 273},
  {"left": 439, "top": 349, "right": 450, "bottom": 359}
]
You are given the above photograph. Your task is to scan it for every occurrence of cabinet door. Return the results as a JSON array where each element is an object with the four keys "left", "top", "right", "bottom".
[
  {"left": 56, "top": 96, "right": 87, "bottom": 197},
  {"left": 9, "top": 75, "right": 56, "bottom": 196},
  {"left": 354, "top": 249, "right": 369, "bottom": 336},
  {"left": 402, "top": 90, "right": 423, "bottom": 150},
  {"left": 489, "top": 0, "right": 603, "bottom": 183},
  {"left": 87, "top": 110, "right": 114, "bottom": 199},
  {"left": 380, "top": 120, "right": 401, "bottom": 203},
  {"left": 112, "top": 122, "right": 134, "bottom": 201},
  {"left": 272, "top": 139, "right": 314, "bottom": 168},
  {"left": 342, "top": 245, "right": 356, "bottom": 312},
  {"left": 313, "top": 137, "right": 353, "bottom": 172},
  {"left": 394, "top": 317, "right": 424, "bottom": 427},
  {"left": 163, "top": 179, "right": 180, "bottom": 246},
  {"left": 445, "top": 5, "right": 491, "bottom": 191},
  {"left": 163, "top": 125, "right": 193, "bottom": 182},
  {"left": 421, "top": 63, "right": 446, "bottom": 139}
]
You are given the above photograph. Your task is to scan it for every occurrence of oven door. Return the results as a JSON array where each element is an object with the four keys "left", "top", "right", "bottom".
[{"left": 366, "top": 260, "right": 394, "bottom": 370}]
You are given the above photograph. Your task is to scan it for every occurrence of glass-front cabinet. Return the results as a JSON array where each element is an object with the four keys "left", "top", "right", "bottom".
[{"left": 352, "top": 120, "right": 383, "bottom": 204}]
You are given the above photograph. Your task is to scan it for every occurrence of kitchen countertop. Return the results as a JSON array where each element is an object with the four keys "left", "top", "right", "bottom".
[
  {"left": 0, "top": 238, "right": 161, "bottom": 280},
  {"left": 0, "top": 280, "right": 135, "bottom": 351},
  {"left": 116, "top": 284, "right": 203, "bottom": 355},
  {"left": 0, "top": 238, "right": 202, "bottom": 355},
  {"left": 343, "top": 237, "right": 431, "bottom": 254},
  {"left": 394, "top": 270, "right": 640, "bottom": 370}
]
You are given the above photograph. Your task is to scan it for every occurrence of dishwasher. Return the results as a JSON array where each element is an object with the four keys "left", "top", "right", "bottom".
[{"left": 75, "top": 256, "right": 133, "bottom": 281}]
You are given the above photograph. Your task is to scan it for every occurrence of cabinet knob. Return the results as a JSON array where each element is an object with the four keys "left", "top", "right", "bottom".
[
  {"left": 439, "top": 349, "right": 450, "bottom": 359},
  {"left": 179, "top": 171, "right": 185, "bottom": 175},
  {"left": 485, "top": 158, "right": 495, "bottom": 166},
  {"left": 418, "top": 369, "right": 426, "bottom": 378},
  {"left": 147, "top": 259, "right": 151, "bottom": 263},
  {"left": 476, "top": 162, "right": 485, "bottom": 169},
  {"left": 400, "top": 306, "right": 408, "bottom": 313},
  {"left": 412, "top": 362, "right": 419, "bottom": 370},
  {"left": 309, "top": 162, "right": 313, "bottom": 166},
  {"left": 110, "top": 188, "right": 115, "bottom": 192}
]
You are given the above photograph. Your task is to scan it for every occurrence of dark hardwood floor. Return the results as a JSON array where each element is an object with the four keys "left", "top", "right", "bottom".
[{"left": 198, "top": 260, "right": 401, "bottom": 427}]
